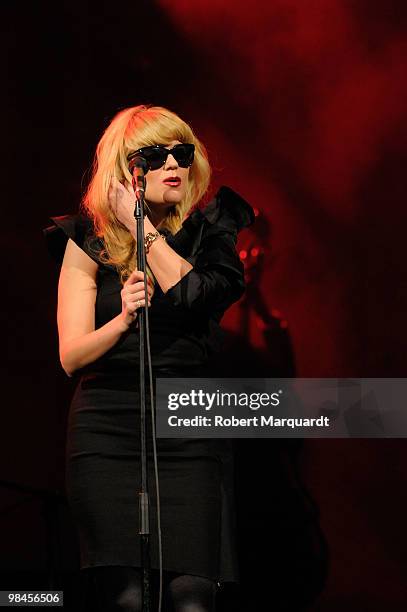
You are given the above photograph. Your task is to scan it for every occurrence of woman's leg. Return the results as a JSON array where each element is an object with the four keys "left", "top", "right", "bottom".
[
  {"left": 84, "top": 566, "right": 143, "bottom": 612},
  {"left": 83, "top": 566, "right": 217, "bottom": 612},
  {"left": 164, "top": 573, "right": 217, "bottom": 612}
]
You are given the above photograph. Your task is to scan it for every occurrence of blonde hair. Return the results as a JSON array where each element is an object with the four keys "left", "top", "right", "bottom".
[{"left": 80, "top": 105, "right": 211, "bottom": 283}]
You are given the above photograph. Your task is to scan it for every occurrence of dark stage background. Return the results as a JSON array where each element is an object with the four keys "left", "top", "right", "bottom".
[{"left": 1, "top": 1, "right": 407, "bottom": 610}]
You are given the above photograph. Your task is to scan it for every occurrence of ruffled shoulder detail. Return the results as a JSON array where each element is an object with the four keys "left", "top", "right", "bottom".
[
  {"left": 42, "top": 212, "right": 103, "bottom": 265},
  {"left": 166, "top": 186, "right": 255, "bottom": 257},
  {"left": 199, "top": 185, "right": 255, "bottom": 231}
]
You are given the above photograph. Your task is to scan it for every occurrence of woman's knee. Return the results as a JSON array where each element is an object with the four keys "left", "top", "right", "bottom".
[
  {"left": 166, "top": 573, "right": 217, "bottom": 612},
  {"left": 84, "top": 566, "right": 143, "bottom": 612}
]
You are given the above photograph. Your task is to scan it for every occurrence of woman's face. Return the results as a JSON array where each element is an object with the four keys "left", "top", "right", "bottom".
[{"left": 144, "top": 140, "right": 190, "bottom": 211}]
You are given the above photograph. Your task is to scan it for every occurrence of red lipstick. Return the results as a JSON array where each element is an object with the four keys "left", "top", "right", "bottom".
[{"left": 163, "top": 176, "right": 181, "bottom": 187}]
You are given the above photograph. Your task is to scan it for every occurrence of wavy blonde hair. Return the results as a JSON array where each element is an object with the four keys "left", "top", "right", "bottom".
[{"left": 80, "top": 105, "right": 211, "bottom": 283}]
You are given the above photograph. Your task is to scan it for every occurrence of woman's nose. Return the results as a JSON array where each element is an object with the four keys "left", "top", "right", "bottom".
[{"left": 164, "top": 153, "right": 178, "bottom": 170}]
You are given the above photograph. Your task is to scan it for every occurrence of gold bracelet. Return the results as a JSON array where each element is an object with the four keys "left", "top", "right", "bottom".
[{"left": 144, "top": 231, "right": 165, "bottom": 254}]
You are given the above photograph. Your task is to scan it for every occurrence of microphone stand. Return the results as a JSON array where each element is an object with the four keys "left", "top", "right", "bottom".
[{"left": 132, "top": 168, "right": 151, "bottom": 612}]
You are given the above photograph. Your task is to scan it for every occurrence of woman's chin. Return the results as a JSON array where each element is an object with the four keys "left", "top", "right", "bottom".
[{"left": 163, "top": 187, "right": 184, "bottom": 204}]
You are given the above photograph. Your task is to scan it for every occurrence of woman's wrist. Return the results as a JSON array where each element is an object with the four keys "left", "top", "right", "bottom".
[
  {"left": 144, "top": 216, "right": 157, "bottom": 234},
  {"left": 129, "top": 218, "right": 154, "bottom": 240},
  {"left": 129, "top": 219, "right": 137, "bottom": 240},
  {"left": 115, "top": 312, "right": 133, "bottom": 334}
]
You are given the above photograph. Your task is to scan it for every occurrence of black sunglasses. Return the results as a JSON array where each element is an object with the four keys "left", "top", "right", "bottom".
[{"left": 128, "top": 143, "right": 195, "bottom": 172}]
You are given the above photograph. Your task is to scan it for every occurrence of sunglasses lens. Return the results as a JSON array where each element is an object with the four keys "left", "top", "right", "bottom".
[
  {"left": 130, "top": 144, "right": 195, "bottom": 172},
  {"left": 142, "top": 148, "right": 167, "bottom": 171},
  {"left": 172, "top": 144, "right": 195, "bottom": 167}
]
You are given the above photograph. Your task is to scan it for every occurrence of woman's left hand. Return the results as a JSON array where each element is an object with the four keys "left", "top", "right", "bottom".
[{"left": 108, "top": 177, "right": 136, "bottom": 234}]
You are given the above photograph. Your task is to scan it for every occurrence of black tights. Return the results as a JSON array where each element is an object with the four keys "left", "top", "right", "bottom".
[{"left": 85, "top": 566, "right": 218, "bottom": 612}]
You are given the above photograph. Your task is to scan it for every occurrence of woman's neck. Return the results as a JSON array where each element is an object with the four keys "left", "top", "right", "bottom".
[{"left": 146, "top": 203, "right": 173, "bottom": 228}]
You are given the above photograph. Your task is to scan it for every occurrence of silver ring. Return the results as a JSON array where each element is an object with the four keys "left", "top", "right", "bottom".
[{"left": 136, "top": 300, "right": 142, "bottom": 309}]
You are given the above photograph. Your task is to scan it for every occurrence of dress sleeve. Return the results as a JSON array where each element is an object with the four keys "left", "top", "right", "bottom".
[
  {"left": 42, "top": 213, "right": 101, "bottom": 265},
  {"left": 164, "top": 186, "right": 255, "bottom": 318}
]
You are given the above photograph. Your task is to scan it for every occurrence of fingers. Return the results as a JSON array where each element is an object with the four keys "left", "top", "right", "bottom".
[
  {"left": 121, "top": 271, "right": 154, "bottom": 316},
  {"left": 126, "top": 270, "right": 153, "bottom": 287},
  {"left": 127, "top": 270, "right": 145, "bottom": 281},
  {"left": 125, "top": 287, "right": 153, "bottom": 301},
  {"left": 124, "top": 180, "right": 134, "bottom": 196},
  {"left": 121, "top": 291, "right": 152, "bottom": 315},
  {"left": 110, "top": 176, "right": 132, "bottom": 194},
  {"left": 127, "top": 282, "right": 154, "bottom": 298},
  {"left": 108, "top": 177, "right": 121, "bottom": 213},
  {"left": 108, "top": 177, "right": 131, "bottom": 205},
  {"left": 123, "top": 297, "right": 149, "bottom": 318}
]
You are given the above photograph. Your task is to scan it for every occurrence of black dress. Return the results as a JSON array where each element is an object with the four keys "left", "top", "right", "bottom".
[{"left": 43, "top": 185, "right": 255, "bottom": 585}]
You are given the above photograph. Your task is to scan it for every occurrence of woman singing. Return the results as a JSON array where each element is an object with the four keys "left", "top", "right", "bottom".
[{"left": 43, "top": 105, "right": 254, "bottom": 611}]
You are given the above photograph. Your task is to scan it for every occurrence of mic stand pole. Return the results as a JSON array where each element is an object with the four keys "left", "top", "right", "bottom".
[{"left": 133, "top": 171, "right": 151, "bottom": 612}]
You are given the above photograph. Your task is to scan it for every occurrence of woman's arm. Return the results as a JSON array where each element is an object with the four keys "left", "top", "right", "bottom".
[
  {"left": 132, "top": 216, "right": 193, "bottom": 294},
  {"left": 57, "top": 238, "right": 151, "bottom": 377},
  {"left": 108, "top": 178, "right": 248, "bottom": 311},
  {"left": 109, "top": 177, "right": 193, "bottom": 294}
]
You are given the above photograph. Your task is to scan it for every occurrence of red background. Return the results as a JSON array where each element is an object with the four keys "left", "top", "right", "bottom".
[{"left": 1, "top": 1, "right": 407, "bottom": 609}]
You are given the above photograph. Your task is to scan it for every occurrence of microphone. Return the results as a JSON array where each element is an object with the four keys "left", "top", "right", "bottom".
[
  {"left": 129, "top": 154, "right": 148, "bottom": 177},
  {"left": 128, "top": 154, "right": 147, "bottom": 196}
]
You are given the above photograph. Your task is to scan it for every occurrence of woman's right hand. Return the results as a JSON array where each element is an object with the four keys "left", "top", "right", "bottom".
[{"left": 120, "top": 270, "right": 154, "bottom": 329}]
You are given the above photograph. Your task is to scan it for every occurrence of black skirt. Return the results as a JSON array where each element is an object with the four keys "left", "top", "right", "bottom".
[{"left": 65, "top": 368, "right": 239, "bottom": 584}]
